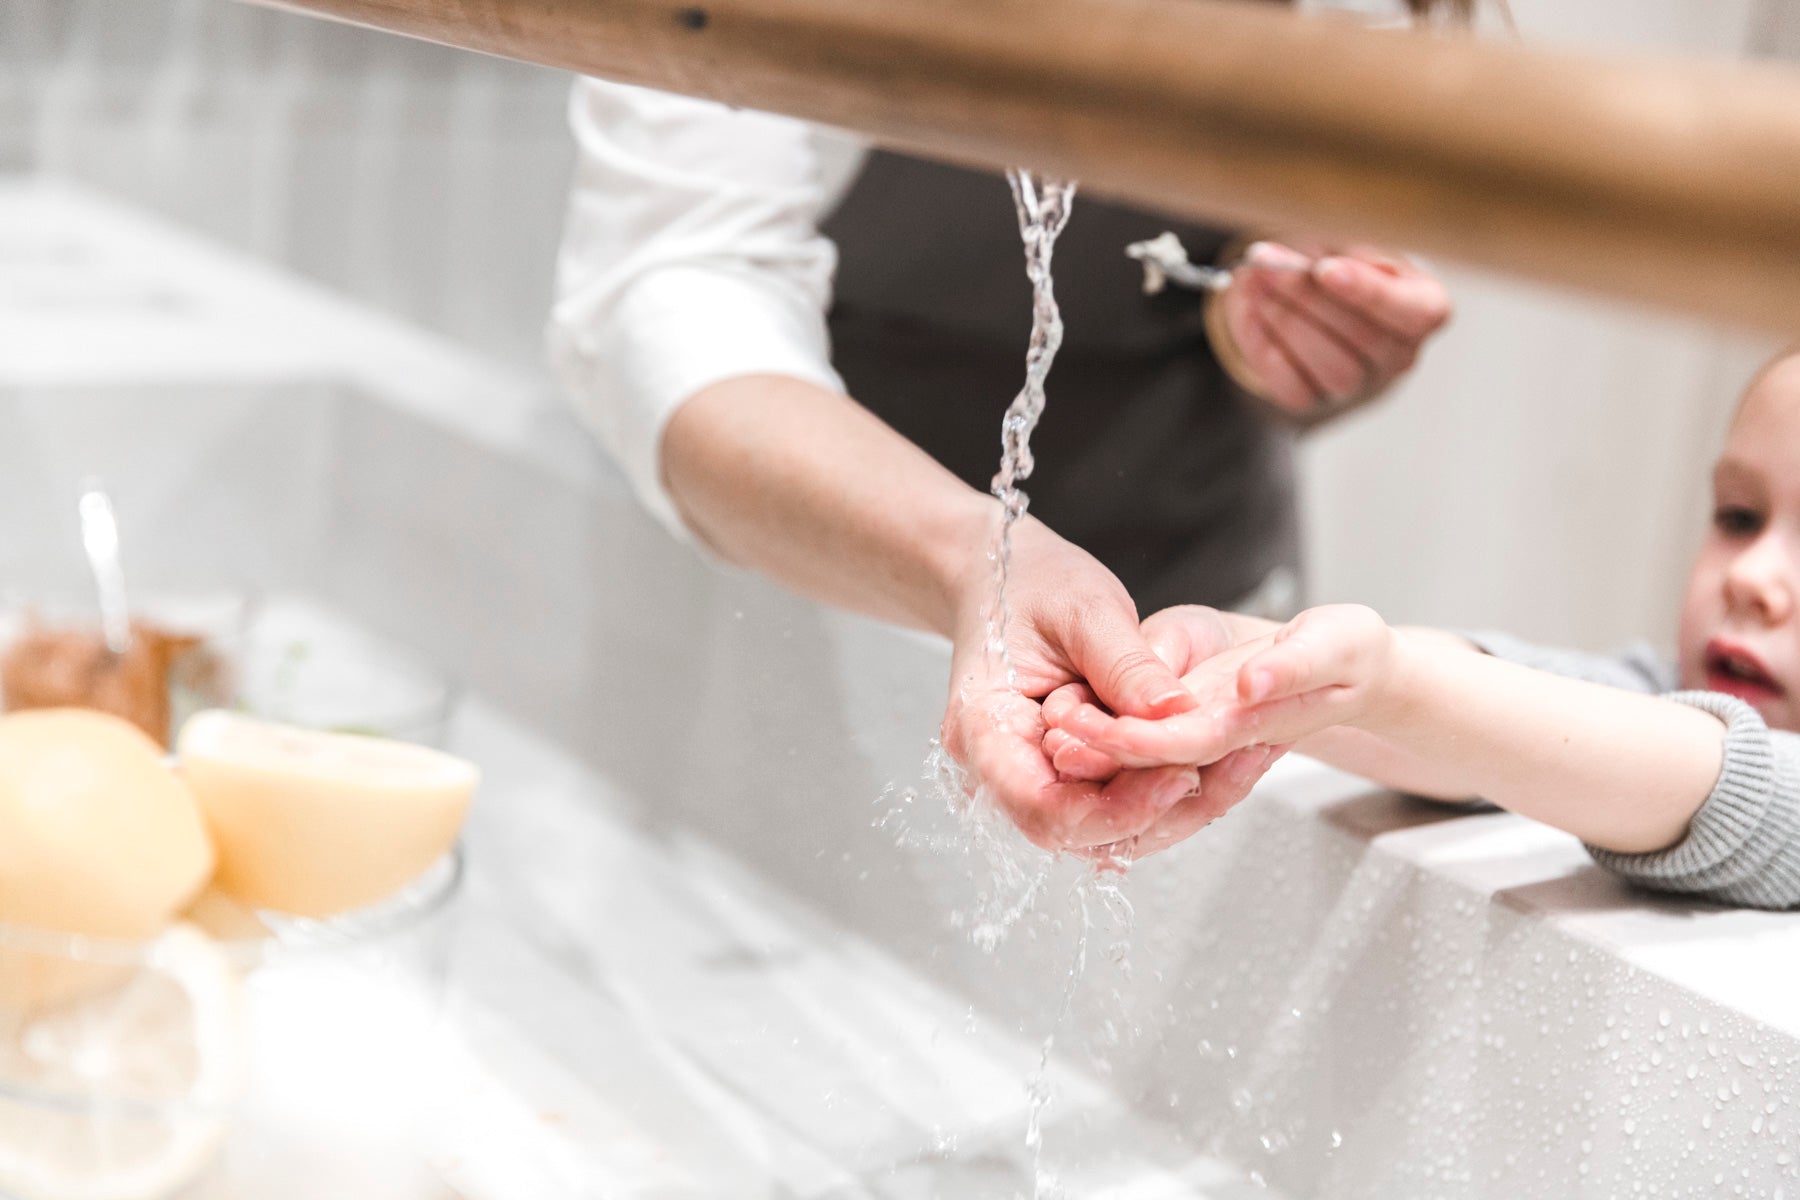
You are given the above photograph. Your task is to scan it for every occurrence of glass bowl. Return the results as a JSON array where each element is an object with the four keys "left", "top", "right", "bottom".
[
  {"left": 231, "top": 635, "right": 457, "bottom": 750},
  {"left": 0, "top": 848, "right": 463, "bottom": 1200}
]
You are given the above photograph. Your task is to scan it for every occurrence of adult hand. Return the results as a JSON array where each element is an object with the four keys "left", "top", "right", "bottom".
[
  {"left": 1050, "top": 604, "right": 1400, "bottom": 774},
  {"left": 941, "top": 519, "right": 1218, "bottom": 855},
  {"left": 1042, "top": 605, "right": 1287, "bottom": 856},
  {"left": 1211, "top": 241, "right": 1452, "bottom": 420}
]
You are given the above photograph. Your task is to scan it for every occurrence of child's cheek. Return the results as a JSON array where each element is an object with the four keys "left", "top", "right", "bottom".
[{"left": 1675, "top": 564, "right": 1722, "bottom": 688}]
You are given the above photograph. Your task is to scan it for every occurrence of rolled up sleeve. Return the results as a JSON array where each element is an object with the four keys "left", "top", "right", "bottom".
[
  {"left": 1587, "top": 692, "right": 1800, "bottom": 910},
  {"left": 548, "top": 79, "right": 859, "bottom": 538}
]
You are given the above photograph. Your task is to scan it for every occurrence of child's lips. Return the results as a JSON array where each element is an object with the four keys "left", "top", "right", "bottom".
[{"left": 1704, "top": 639, "right": 1786, "bottom": 704}]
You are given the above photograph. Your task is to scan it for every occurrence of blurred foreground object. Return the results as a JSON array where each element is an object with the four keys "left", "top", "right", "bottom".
[
  {"left": 0, "top": 710, "right": 213, "bottom": 953},
  {"left": 249, "top": 0, "right": 1800, "bottom": 330},
  {"left": 177, "top": 710, "right": 478, "bottom": 918},
  {"left": 0, "top": 923, "right": 249, "bottom": 1200}
]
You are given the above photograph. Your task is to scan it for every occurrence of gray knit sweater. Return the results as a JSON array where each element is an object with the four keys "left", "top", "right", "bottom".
[{"left": 1469, "top": 631, "right": 1800, "bottom": 910}]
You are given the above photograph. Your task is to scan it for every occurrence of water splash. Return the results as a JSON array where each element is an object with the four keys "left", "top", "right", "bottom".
[
  {"left": 987, "top": 169, "right": 1076, "bottom": 686},
  {"left": 1025, "top": 863, "right": 1136, "bottom": 1199},
  {"left": 879, "top": 743, "right": 1055, "bottom": 951},
  {"left": 873, "top": 745, "right": 1141, "bottom": 1197}
]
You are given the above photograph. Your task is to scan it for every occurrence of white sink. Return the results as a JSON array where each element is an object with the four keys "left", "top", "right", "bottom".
[{"left": 4, "top": 177, "right": 1797, "bottom": 1198}]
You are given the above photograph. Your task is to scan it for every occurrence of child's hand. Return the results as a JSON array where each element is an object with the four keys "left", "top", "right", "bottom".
[
  {"left": 1046, "top": 604, "right": 1398, "bottom": 770},
  {"left": 1040, "top": 604, "right": 1291, "bottom": 855}
]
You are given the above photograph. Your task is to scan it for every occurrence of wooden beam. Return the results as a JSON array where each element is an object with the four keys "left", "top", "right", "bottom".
[{"left": 247, "top": 0, "right": 1800, "bottom": 331}]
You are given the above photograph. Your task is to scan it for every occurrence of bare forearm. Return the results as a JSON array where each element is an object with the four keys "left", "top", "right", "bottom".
[
  {"left": 662, "top": 374, "right": 994, "bottom": 637},
  {"left": 1307, "top": 631, "right": 1725, "bottom": 854}
]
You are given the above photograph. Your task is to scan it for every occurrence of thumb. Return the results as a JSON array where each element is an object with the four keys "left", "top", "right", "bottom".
[{"left": 1070, "top": 608, "right": 1196, "bottom": 720}]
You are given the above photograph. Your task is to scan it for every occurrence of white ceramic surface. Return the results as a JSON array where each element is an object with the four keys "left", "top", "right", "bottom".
[{"left": 4, "top": 178, "right": 1798, "bottom": 1197}]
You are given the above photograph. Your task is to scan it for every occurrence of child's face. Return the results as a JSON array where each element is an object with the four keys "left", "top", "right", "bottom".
[{"left": 1679, "top": 354, "right": 1800, "bottom": 731}]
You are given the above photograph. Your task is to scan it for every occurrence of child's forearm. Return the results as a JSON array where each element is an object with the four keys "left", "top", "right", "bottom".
[{"left": 1301, "top": 629, "right": 1726, "bottom": 854}]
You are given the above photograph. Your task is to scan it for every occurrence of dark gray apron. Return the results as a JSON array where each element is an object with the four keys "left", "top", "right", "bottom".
[{"left": 823, "top": 151, "right": 1299, "bottom": 614}]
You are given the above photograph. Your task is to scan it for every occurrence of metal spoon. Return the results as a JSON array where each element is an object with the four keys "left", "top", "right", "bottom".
[{"left": 77, "top": 479, "right": 132, "bottom": 656}]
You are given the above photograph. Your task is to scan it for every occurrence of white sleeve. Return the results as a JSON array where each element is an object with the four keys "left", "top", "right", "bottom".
[{"left": 548, "top": 77, "right": 864, "bottom": 539}]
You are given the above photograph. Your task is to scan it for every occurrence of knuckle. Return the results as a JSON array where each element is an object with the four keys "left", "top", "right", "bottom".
[{"left": 1101, "top": 650, "right": 1160, "bottom": 699}]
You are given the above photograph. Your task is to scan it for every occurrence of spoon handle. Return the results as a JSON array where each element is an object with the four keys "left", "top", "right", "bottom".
[{"left": 78, "top": 480, "right": 132, "bottom": 656}]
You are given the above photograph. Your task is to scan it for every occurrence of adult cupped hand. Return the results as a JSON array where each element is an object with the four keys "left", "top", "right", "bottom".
[
  {"left": 1041, "top": 604, "right": 1290, "bottom": 857},
  {"left": 941, "top": 522, "right": 1278, "bottom": 860}
]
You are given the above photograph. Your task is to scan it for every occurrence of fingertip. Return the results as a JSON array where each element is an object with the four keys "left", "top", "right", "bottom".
[
  {"left": 1145, "top": 686, "right": 1198, "bottom": 718},
  {"left": 1163, "top": 765, "right": 1203, "bottom": 811},
  {"left": 1312, "top": 256, "right": 1364, "bottom": 295},
  {"left": 1062, "top": 702, "right": 1104, "bottom": 739},
  {"left": 1055, "top": 742, "right": 1121, "bottom": 783},
  {"left": 1244, "top": 241, "right": 1311, "bottom": 272},
  {"left": 1223, "top": 745, "right": 1268, "bottom": 789}
]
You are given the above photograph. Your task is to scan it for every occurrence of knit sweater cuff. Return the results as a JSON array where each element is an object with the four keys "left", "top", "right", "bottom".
[{"left": 1584, "top": 691, "right": 1783, "bottom": 892}]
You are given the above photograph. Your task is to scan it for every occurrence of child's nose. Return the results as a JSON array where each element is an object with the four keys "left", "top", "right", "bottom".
[{"left": 1725, "top": 535, "right": 1797, "bottom": 625}]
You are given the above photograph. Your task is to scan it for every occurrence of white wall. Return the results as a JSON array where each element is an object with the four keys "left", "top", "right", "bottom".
[
  {"left": 1299, "top": 0, "right": 1790, "bottom": 650},
  {"left": 2, "top": 0, "right": 575, "bottom": 368}
]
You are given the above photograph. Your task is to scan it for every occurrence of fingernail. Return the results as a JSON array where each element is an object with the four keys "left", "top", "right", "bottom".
[
  {"left": 1314, "top": 258, "right": 1353, "bottom": 288},
  {"left": 1149, "top": 688, "right": 1196, "bottom": 716},
  {"left": 1244, "top": 668, "right": 1275, "bottom": 704},
  {"left": 1245, "top": 241, "right": 1310, "bottom": 271},
  {"left": 1164, "top": 769, "right": 1201, "bottom": 808},
  {"left": 1227, "top": 745, "right": 1272, "bottom": 786}
]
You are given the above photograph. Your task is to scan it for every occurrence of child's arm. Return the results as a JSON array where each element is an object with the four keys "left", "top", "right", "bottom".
[{"left": 1053, "top": 605, "right": 1727, "bottom": 855}]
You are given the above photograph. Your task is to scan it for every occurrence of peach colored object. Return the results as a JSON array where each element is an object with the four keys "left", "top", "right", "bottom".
[
  {"left": 0, "top": 710, "right": 215, "bottom": 1012},
  {"left": 0, "top": 709, "right": 213, "bottom": 939},
  {"left": 177, "top": 710, "right": 477, "bottom": 918}
]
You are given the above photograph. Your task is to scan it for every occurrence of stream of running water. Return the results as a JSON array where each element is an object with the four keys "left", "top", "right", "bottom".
[{"left": 986, "top": 168, "right": 1076, "bottom": 686}]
